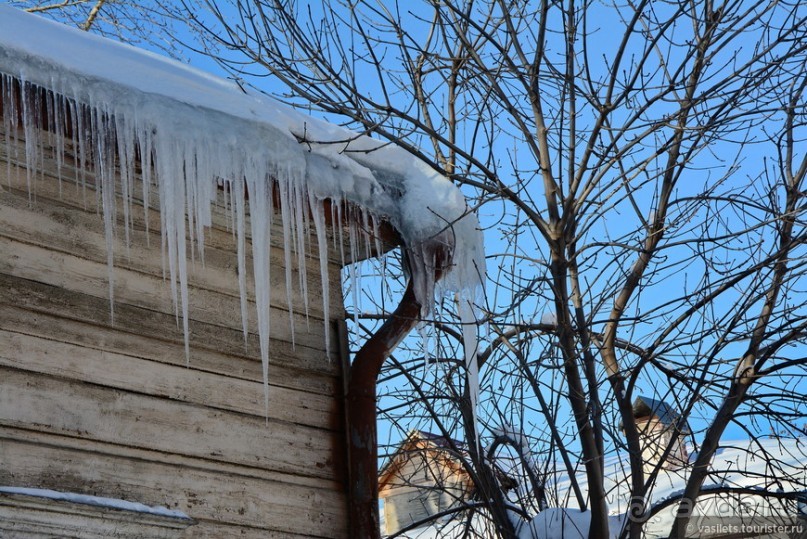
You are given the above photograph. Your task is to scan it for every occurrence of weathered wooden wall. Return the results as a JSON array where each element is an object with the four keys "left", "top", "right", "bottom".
[{"left": 0, "top": 121, "right": 349, "bottom": 538}]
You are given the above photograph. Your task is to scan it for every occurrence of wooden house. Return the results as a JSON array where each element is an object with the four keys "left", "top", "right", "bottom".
[
  {"left": 0, "top": 6, "right": 483, "bottom": 539},
  {"left": 377, "top": 431, "right": 520, "bottom": 537},
  {"left": 626, "top": 396, "right": 690, "bottom": 475},
  {"left": 378, "top": 431, "right": 474, "bottom": 536}
]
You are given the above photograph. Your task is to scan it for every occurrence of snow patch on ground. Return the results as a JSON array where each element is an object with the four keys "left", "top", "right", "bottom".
[
  {"left": 0, "top": 487, "right": 190, "bottom": 519},
  {"left": 515, "top": 508, "right": 624, "bottom": 539}
]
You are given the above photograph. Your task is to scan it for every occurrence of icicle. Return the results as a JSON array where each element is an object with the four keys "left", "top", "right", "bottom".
[
  {"left": 139, "top": 126, "right": 153, "bottom": 246},
  {"left": 308, "top": 191, "right": 331, "bottom": 360},
  {"left": 176, "top": 150, "right": 191, "bottom": 363},
  {"left": 233, "top": 179, "right": 250, "bottom": 348},
  {"left": 20, "top": 80, "right": 37, "bottom": 200},
  {"left": 278, "top": 176, "right": 297, "bottom": 346},
  {"left": 417, "top": 323, "right": 432, "bottom": 376},
  {"left": 293, "top": 180, "right": 310, "bottom": 326},
  {"left": 155, "top": 135, "right": 178, "bottom": 320},
  {"left": 153, "top": 135, "right": 192, "bottom": 362},
  {"left": 52, "top": 92, "right": 65, "bottom": 192},
  {"left": 33, "top": 85, "right": 46, "bottom": 187},
  {"left": 92, "top": 103, "right": 118, "bottom": 324},
  {"left": 194, "top": 150, "right": 215, "bottom": 266},
  {"left": 247, "top": 174, "right": 273, "bottom": 419},
  {"left": 2, "top": 74, "right": 15, "bottom": 190},
  {"left": 42, "top": 84, "right": 57, "bottom": 193},
  {"left": 335, "top": 201, "right": 346, "bottom": 270},
  {"left": 361, "top": 208, "right": 373, "bottom": 263},
  {"left": 185, "top": 152, "right": 197, "bottom": 267},
  {"left": 74, "top": 99, "right": 89, "bottom": 210},
  {"left": 330, "top": 199, "right": 341, "bottom": 253},
  {"left": 223, "top": 178, "right": 233, "bottom": 234},
  {"left": 457, "top": 294, "right": 481, "bottom": 451},
  {"left": 371, "top": 214, "right": 384, "bottom": 261},
  {"left": 346, "top": 208, "right": 361, "bottom": 328},
  {"left": 114, "top": 113, "right": 134, "bottom": 255}
]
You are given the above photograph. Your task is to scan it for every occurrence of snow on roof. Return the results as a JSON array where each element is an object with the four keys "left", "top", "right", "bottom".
[
  {"left": 0, "top": 4, "right": 484, "bottom": 257},
  {"left": 378, "top": 430, "right": 471, "bottom": 492},
  {"left": 632, "top": 396, "right": 683, "bottom": 427},
  {"left": 618, "top": 396, "right": 690, "bottom": 434},
  {"left": 0, "top": 5, "right": 485, "bottom": 406}
]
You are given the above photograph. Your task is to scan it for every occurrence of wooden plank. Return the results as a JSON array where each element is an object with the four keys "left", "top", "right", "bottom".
[
  {"left": 0, "top": 367, "right": 343, "bottom": 481},
  {"left": 0, "top": 234, "right": 333, "bottom": 350},
  {"left": 179, "top": 523, "right": 323, "bottom": 539},
  {"left": 0, "top": 302, "right": 340, "bottom": 396},
  {"left": 0, "top": 433, "right": 348, "bottom": 538},
  {"left": 0, "top": 329, "right": 341, "bottom": 430},
  {"left": 0, "top": 273, "right": 341, "bottom": 379},
  {"left": 0, "top": 491, "right": 194, "bottom": 539},
  {"left": 0, "top": 188, "right": 343, "bottom": 317},
  {"left": 0, "top": 426, "right": 342, "bottom": 490}
]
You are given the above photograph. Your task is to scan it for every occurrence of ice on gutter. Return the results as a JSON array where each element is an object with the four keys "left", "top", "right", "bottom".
[{"left": 0, "top": 5, "right": 485, "bottom": 410}]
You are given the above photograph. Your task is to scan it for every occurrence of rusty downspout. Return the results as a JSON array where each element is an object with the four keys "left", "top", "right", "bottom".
[
  {"left": 346, "top": 280, "right": 421, "bottom": 538},
  {"left": 347, "top": 240, "right": 452, "bottom": 538}
]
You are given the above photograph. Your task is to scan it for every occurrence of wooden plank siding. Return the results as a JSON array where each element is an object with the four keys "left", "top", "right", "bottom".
[{"left": 0, "top": 118, "right": 351, "bottom": 537}]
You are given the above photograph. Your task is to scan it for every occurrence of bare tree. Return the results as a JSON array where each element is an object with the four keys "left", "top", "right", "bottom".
[
  {"left": 22, "top": 0, "right": 807, "bottom": 537},
  {"left": 8, "top": 0, "right": 185, "bottom": 56},
  {"left": 176, "top": 1, "right": 806, "bottom": 538}
]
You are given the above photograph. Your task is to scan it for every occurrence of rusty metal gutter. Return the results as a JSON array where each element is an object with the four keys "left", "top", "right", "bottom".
[{"left": 346, "top": 247, "right": 449, "bottom": 538}]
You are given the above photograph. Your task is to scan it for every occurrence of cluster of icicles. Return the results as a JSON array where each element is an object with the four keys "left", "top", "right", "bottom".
[{"left": 1, "top": 72, "right": 483, "bottom": 418}]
